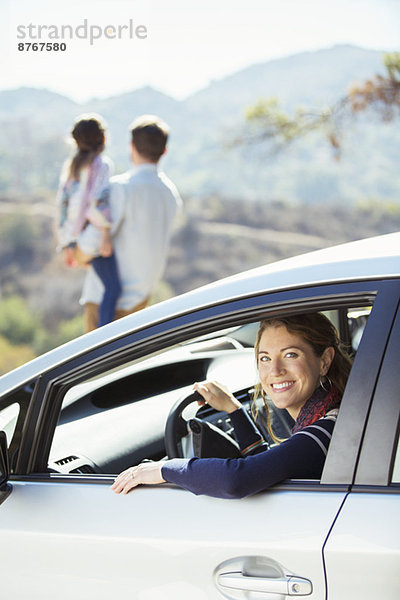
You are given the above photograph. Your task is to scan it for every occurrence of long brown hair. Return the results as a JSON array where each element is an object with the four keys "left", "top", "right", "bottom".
[
  {"left": 252, "top": 312, "right": 353, "bottom": 443},
  {"left": 68, "top": 114, "right": 106, "bottom": 180}
]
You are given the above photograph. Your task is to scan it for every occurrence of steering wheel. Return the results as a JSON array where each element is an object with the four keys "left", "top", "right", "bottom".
[{"left": 164, "top": 391, "right": 242, "bottom": 459}]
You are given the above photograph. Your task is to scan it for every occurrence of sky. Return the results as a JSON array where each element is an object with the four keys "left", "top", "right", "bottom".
[{"left": 2, "top": 0, "right": 399, "bottom": 102}]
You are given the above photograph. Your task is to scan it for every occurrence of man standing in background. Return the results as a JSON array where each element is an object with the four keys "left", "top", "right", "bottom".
[{"left": 81, "top": 114, "right": 182, "bottom": 332}]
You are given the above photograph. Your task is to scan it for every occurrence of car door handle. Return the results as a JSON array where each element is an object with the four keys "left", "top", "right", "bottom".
[{"left": 217, "top": 572, "right": 313, "bottom": 596}]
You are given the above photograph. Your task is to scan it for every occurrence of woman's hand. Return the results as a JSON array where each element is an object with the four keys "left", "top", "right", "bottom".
[
  {"left": 111, "top": 461, "right": 166, "bottom": 495},
  {"left": 193, "top": 380, "right": 241, "bottom": 414}
]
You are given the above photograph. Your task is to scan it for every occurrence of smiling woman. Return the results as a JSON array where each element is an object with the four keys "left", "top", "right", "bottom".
[
  {"left": 111, "top": 312, "right": 353, "bottom": 498},
  {"left": 253, "top": 313, "right": 352, "bottom": 441}
]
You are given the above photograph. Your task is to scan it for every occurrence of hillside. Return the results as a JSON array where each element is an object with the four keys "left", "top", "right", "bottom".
[
  {"left": 1, "top": 189, "right": 400, "bottom": 374},
  {"left": 0, "top": 44, "right": 399, "bottom": 203},
  {"left": 1, "top": 194, "right": 399, "bottom": 323},
  {"left": 184, "top": 44, "right": 386, "bottom": 116}
]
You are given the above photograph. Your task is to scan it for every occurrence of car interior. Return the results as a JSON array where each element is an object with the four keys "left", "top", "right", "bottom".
[{"left": 45, "top": 305, "right": 371, "bottom": 476}]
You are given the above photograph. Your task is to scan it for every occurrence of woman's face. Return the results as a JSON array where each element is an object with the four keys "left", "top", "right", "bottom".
[{"left": 257, "top": 324, "right": 334, "bottom": 420}]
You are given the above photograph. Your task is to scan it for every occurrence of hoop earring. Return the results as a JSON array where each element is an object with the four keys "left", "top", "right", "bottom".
[{"left": 320, "top": 376, "right": 332, "bottom": 392}]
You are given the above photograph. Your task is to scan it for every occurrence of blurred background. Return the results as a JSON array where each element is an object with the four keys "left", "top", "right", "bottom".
[{"left": 1, "top": 0, "right": 399, "bottom": 373}]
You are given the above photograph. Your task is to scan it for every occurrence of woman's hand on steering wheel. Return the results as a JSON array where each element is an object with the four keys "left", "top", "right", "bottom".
[{"left": 193, "top": 380, "right": 242, "bottom": 414}]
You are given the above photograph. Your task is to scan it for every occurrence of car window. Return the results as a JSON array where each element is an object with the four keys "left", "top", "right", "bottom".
[
  {"left": 347, "top": 307, "right": 371, "bottom": 352},
  {"left": 49, "top": 328, "right": 258, "bottom": 474},
  {"left": 48, "top": 306, "right": 369, "bottom": 477}
]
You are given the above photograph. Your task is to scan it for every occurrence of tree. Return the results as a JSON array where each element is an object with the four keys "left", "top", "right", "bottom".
[
  {"left": 236, "top": 52, "right": 400, "bottom": 157},
  {"left": 347, "top": 52, "right": 400, "bottom": 121}
]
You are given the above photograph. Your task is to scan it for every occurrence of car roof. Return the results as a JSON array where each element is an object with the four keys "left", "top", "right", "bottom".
[{"left": 1, "top": 231, "right": 399, "bottom": 395}]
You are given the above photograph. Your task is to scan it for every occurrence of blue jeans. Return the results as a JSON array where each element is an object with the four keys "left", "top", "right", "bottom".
[{"left": 90, "top": 254, "right": 122, "bottom": 327}]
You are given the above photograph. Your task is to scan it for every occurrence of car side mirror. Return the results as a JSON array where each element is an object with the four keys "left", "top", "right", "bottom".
[{"left": 0, "top": 430, "right": 10, "bottom": 488}]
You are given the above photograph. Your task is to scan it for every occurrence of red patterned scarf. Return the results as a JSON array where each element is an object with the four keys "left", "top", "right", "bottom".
[{"left": 291, "top": 383, "right": 341, "bottom": 434}]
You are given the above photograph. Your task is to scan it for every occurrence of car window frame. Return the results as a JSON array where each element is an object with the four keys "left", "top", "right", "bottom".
[
  {"left": 321, "top": 281, "right": 400, "bottom": 485},
  {"left": 352, "top": 298, "right": 400, "bottom": 488},
  {"left": 10, "top": 279, "right": 400, "bottom": 488}
]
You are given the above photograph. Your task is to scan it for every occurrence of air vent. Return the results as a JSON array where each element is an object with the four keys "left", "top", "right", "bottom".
[
  {"left": 55, "top": 455, "right": 79, "bottom": 466},
  {"left": 50, "top": 455, "right": 97, "bottom": 474},
  {"left": 71, "top": 464, "right": 95, "bottom": 474}
]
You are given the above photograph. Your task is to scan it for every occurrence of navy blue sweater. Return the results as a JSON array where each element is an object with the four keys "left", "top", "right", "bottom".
[{"left": 161, "top": 407, "right": 337, "bottom": 498}]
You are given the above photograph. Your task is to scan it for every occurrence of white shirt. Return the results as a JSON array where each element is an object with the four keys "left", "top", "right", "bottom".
[{"left": 80, "top": 163, "right": 182, "bottom": 310}]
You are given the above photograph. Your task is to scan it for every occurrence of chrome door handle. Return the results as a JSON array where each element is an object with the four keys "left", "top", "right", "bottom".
[{"left": 217, "top": 572, "right": 312, "bottom": 596}]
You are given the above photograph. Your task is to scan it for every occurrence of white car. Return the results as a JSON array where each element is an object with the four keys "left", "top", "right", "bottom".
[{"left": 0, "top": 232, "right": 399, "bottom": 600}]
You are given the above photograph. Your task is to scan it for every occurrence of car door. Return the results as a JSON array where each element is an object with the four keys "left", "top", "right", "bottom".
[
  {"left": 0, "top": 281, "right": 397, "bottom": 600},
  {"left": 323, "top": 302, "right": 400, "bottom": 600}
]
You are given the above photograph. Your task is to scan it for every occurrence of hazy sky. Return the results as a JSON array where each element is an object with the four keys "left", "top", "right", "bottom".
[{"left": 2, "top": 0, "right": 399, "bottom": 102}]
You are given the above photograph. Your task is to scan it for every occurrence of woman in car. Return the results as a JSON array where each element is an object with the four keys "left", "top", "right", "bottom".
[{"left": 111, "top": 313, "right": 353, "bottom": 498}]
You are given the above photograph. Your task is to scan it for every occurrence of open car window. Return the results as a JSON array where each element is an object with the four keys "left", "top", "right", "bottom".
[{"left": 47, "top": 304, "right": 371, "bottom": 477}]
